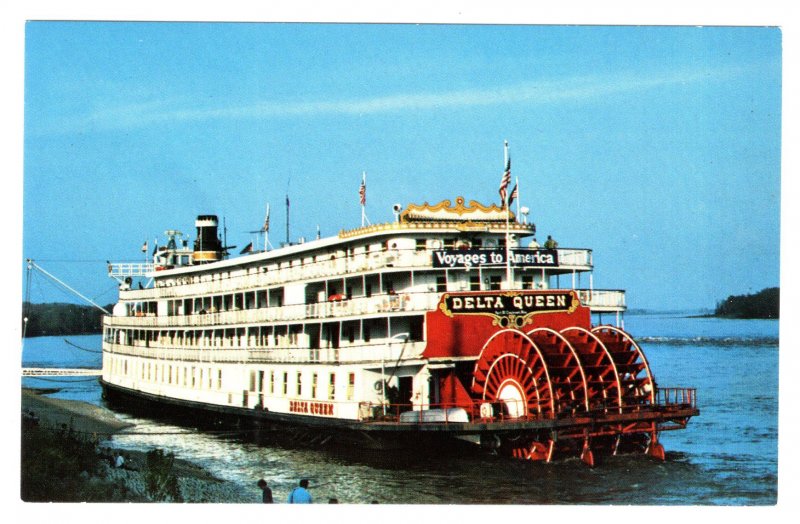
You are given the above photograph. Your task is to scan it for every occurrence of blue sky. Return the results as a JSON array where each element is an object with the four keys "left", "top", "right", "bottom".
[{"left": 21, "top": 22, "right": 781, "bottom": 311}]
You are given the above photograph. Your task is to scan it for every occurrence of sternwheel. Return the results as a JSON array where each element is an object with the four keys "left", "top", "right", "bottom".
[{"left": 470, "top": 329, "right": 554, "bottom": 419}]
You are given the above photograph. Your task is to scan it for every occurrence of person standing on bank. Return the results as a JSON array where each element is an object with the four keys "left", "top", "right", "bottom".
[
  {"left": 288, "top": 479, "right": 313, "bottom": 503},
  {"left": 257, "top": 479, "right": 273, "bottom": 503}
]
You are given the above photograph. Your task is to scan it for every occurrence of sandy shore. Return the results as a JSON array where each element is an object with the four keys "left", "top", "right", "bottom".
[
  {"left": 22, "top": 388, "right": 133, "bottom": 438},
  {"left": 22, "top": 388, "right": 255, "bottom": 503}
]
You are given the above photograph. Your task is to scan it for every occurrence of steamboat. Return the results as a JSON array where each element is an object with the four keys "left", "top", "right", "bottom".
[{"left": 101, "top": 174, "right": 698, "bottom": 465}]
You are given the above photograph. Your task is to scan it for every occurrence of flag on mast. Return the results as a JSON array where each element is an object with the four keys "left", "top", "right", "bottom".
[
  {"left": 141, "top": 240, "right": 148, "bottom": 253},
  {"left": 499, "top": 158, "right": 511, "bottom": 205},
  {"left": 360, "top": 172, "right": 370, "bottom": 227},
  {"left": 263, "top": 203, "right": 270, "bottom": 233},
  {"left": 508, "top": 181, "right": 518, "bottom": 207}
]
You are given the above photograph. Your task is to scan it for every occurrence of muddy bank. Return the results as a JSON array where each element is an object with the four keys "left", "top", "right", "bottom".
[{"left": 21, "top": 388, "right": 256, "bottom": 503}]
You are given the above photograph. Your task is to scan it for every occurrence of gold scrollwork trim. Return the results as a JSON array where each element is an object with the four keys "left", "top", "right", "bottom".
[{"left": 400, "top": 197, "right": 513, "bottom": 223}]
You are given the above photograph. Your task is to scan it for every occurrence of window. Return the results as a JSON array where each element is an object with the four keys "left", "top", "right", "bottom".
[
  {"left": 328, "top": 373, "right": 336, "bottom": 400},
  {"left": 416, "top": 239, "right": 426, "bottom": 251},
  {"left": 312, "top": 373, "right": 318, "bottom": 398},
  {"left": 470, "top": 275, "right": 481, "bottom": 291},
  {"left": 217, "top": 369, "right": 223, "bottom": 390},
  {"left": 282, "top": 372, "right": 288, "bottom": 395},
  {"left": 347, "top": 373, "right": 355, "bottom": 401},
  {"left": 522, "top": 275, "right": 534, "bottom": 289},
  {"left": 270, "top": 371, "right": 275, "bottom": 394},
  {"left": 489, "top": 275, "right": 502, "bottom": 290},
  {"left": 296, "top": 372, "right": 303, "bottom": 396},
  {"left": 436, "top": 275, "right": 447, "bottom": 292}
]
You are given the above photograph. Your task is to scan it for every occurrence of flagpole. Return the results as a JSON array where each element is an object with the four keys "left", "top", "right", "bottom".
[
  {"left": 361, "top": 171, "right": 366, "bottom": 227},
  {"left": 263, "top": 203, "right": 270, "bottom": 252},
  {"left": 504, "top": 141, "right": 512, "bottom": 290},
  {"left": 515, "top": 176, "right": 520, "bottom": 219}
]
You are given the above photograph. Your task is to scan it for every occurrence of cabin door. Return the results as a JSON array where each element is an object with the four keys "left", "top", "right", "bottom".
[
  {"left": 398, "top": 376, "right": 413, "bottom": 412},
  {"left": 325, "top": 323, "right": 340, "bottom": 349}
]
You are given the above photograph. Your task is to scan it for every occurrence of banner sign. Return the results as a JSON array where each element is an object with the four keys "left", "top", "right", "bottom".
[
  {"left": 439, "top": 291, "right": 579, "bottom": 328},
  {"left": 432, "top": 248, "right": 558, "bottom": 268}
]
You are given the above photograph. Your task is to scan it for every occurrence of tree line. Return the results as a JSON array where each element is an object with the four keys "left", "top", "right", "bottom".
[
  {"left": 22, "top": 302, "right": 110, "bottom": 338},
  {"left": 714, "top": 287, "right": 779, "bottom": 319}
]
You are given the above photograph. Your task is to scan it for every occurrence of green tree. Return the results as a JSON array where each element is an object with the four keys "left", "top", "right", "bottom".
[{"left": 715, "top": 287, "right": 779, "bottom": 319}]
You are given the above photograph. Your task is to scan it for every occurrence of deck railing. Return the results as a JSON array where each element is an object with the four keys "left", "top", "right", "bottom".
[
  {"left": 357, "top": 389, "right": 698, "bottom": 425},
  {"left": 655, "top": 387, "right": 697, "bottom": 408},
  {"left": 103, "top": 339, "right": 425, "bottom": 365},
  {"left": 106, "top": 286, "right": 625, "bottom": 330},
  {"left": 116, "top": 246, "right": 594, "bottom": 301}
]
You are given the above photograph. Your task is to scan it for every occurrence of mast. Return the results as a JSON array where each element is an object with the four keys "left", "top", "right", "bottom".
[
  {"left": 360, "top": 171, "right": 368, "bottom": 227},
  {"left": 263, "top": 203, "right": 270, "bottom": 251},
  {"left": 504, "top": 141, "right": 512, "bottom": 289},
  {"left": 285, "top": 194, "right": 290, "bottom": 245}
]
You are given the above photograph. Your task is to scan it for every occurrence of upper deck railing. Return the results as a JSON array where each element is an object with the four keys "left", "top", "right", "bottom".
[
  {"left": 113, "top": 247, "right": 594, "bottom": 302},
  {"left": 105, "top": 288, "right": 626, "bottom": 329},
  {"left": 103, "top": 339, "right": 425, "bottom": 365},
  {"left": 109, "top": 263, "right": 155, "bottom": 278}
]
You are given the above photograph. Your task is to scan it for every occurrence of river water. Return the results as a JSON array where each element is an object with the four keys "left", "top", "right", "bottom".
[{"left": 21, "top": 313, "right": 779, "bottom": 505}]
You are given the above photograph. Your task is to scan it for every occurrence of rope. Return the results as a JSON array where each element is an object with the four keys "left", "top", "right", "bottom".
[
  {"left": 23, "top": 376, "right": 99, "bottom": 383},
  {"left": 64, "top": 338, "right": 103, "bottom": 354}
]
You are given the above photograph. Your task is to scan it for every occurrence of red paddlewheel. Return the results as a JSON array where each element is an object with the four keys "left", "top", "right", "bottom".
[
  {"left": 581, "top": 440, "right": 596, "bottom": 467},
  {"left": 471, "top": 329, "right": 554, "bottom": 418},
  {"left": 526, "top": 328, "right": 591, "bottom": 414},
  {"left": 508, "top": 439, "right": 554, "bottom": 462},
  {"left": 560, "top": 326, "right": 625, "bottom": 413},
  {"left": 591, "top": 326, "right": 655, "bottom": 407}
]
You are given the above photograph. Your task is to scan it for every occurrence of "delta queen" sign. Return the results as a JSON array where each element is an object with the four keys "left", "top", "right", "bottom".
[{"left": 438, "top": 291, "right": 579, "bottom": 328}]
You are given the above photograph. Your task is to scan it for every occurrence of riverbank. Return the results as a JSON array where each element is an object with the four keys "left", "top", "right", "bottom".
[{"left": 21, "top": 388, "right": 254, "bottom": 503}]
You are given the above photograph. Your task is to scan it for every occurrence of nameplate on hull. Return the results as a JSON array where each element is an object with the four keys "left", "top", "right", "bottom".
[
  {"left": 438, "top": 291, "right": 580, "bottom": 328},
  {"left": 289, "top": 400, "right": 335, "bottom": 416}
]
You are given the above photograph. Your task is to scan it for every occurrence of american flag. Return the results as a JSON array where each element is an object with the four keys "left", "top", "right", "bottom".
[
  {"left": 499, "top": 158, "right": 511, "bottom": 204},
  {"left": 508, "top": 183, "right": 518, "bottom": 206},
  {"left": 359, "top": 175, "right": 366, "bottom": 206},
  {"left": 141, "top": 240, "right": 148, "bottom": 253},
  {"left": 263, "top": 203, "right": 270, "bottom": 233}
]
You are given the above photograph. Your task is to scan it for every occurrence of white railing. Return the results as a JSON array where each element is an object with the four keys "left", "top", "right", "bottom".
[
  {"left": 556, "top": 248, "right": 593, "bottom": 268},
  {"left": 577, "top": 289, "right": 626, "bottom": 310},
  {"left": 109, "top": 262, "right": 154, "bottom": 278},
  {"left": 104, "top": 340, "right": 423, "bottom": 365},
  {"left": 105, "top": 292, "right": 443, "bottom": 328},
  {"left": 117, "top": 247, "right": 593, "bottom": 301}
]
